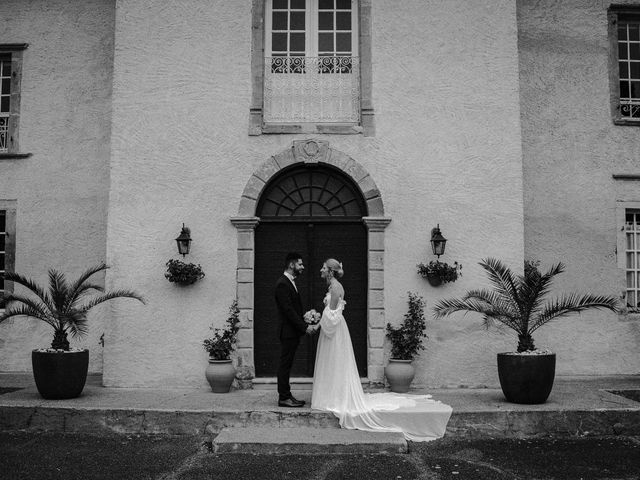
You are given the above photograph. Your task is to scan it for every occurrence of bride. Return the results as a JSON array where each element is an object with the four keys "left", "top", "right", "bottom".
[{"left": 310, "top": 258, "right": 452, "bottom": 442}]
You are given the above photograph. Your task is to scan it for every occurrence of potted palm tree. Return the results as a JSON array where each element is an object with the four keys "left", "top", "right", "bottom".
[
  {"left": 203, "top": 299, "right": 240, "bottom": 393},
  {"left": 433, "top": 258, "right": 620, "bottom": 404},
  {"left": 384, "top": 292, "right": 427, "bottom": 393},
  {"left": 0, "top": 263, "right": 144, "bottom": 399}
]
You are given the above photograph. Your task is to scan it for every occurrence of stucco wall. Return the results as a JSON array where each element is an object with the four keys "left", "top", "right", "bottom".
[
  {"left": 518, "top": 0, "right": 640, "bottom": 375},
  {"left": 0, "top": 0, "right": 114, "bottom": 374},
  {"left": 104, "top": 0, "right": 524, "bottom": 388}
]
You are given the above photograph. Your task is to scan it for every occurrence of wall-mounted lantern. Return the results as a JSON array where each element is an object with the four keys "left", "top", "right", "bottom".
[
  {"left": 175, "top": 224, "right": 192, "bottom": 256},
  {"left": 430, "top": 224, "right": 447, "bottom": 258}
]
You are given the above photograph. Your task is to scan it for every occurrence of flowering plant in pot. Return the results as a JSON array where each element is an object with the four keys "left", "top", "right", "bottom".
[
  {"left": 165, "top": 259, "right": 205, "bottom": 285},
  {"left": 202, "top": 300, "right": 240, "bottom": 393},
  {"left": 384, "top": 292, "right": 427, "bottom": 392},
  {"left": 433, "top": 258, "right": 620, "bottom": 404},
  {"left": 417, "top": 260, "right": 462, "bottom": 286},
  {"left": 0, "top": 263, "right": 144, "bottom": 399}
]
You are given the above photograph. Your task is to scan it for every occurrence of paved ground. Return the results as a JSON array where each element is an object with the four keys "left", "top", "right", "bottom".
[{"left": 2, "top": 432, "right": 639, "bottom": 480}]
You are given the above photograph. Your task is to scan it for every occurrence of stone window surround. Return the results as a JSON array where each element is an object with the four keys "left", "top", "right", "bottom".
[
  {"left": 249, "top": 0, "right": 375, "bottom": 136},
  {"left": 0, "top": 44, "right": 29, "bottom": 159},
  {"left": 230, "top": 139, "right": 390, "bottom": 384},
  {"left": 608, "top": 6, "right": 640, "bottom": 126}
]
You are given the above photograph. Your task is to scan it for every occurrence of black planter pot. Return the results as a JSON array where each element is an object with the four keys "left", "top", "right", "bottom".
[
  {"left": 497, "top": 352, "right": 556, "bottom": 404},
  {"left": 426, "top": 273, "right": 443, "bottom": 287},
  {"left": 31, "top": 349, "right": 89, "bottom": 399}
]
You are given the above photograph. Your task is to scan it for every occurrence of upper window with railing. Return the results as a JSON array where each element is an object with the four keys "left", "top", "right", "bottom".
[
  {"left": 263, "top": 0, "right": 360, "bottom": 125},
  {"left": 609, "top": 7, "right": 640, "bottom": 125}
]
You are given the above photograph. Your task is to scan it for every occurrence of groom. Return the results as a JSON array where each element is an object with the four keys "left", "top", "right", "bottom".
[{"left": 275, "top": 252, "right": 314, "bottom": 407}]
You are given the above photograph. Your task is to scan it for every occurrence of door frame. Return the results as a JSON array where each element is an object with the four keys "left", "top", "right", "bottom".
[{"left": 230, "top": 140, "right": 391, "bottom": 385}]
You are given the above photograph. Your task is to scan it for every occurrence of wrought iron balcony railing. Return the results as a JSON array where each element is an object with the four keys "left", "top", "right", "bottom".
[{"left": 264, "top": 56, "right": 360, "bottom": 123}]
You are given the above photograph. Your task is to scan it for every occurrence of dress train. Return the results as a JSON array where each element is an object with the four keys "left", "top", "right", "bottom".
[{"left": 311, "top": 294, "right": 452, "bottom": 442}]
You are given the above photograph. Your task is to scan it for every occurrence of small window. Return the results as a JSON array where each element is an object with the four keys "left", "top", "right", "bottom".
[
  {"left": 609, "top": 7, "right": 640, "bottom": 124},
  {"left": 624, "top": 210, "right": 640, "bottom": 312},
  {"left": 0, "top": 205, "right": 16, "bottom": 309}
]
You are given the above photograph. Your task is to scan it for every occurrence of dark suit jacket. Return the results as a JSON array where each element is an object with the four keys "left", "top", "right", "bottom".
[{"left": 274, "top": 275, "right": 307, "bottom": 340}]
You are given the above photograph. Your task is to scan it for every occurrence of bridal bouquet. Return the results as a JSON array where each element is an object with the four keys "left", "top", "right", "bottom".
[{"left": 303, "top": 309, "right": 321, "bottom": 325}]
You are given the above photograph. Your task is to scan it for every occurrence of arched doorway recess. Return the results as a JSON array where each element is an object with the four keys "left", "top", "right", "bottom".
[{"left": 230, "top": 140, "right": 391, "bottom": 384}]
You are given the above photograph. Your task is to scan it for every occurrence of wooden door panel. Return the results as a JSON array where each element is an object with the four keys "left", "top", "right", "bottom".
[{"left": 254, "top": 222, "right": 368, "bottom": 378}]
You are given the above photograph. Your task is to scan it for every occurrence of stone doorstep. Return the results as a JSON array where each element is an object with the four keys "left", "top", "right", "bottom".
[{"left": 212, "top": 426, "right": 407, "bottom": 454}]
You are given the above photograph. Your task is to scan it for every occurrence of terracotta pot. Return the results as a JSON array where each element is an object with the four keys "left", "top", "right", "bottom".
[
  {"left": 384, "top": 359, "right": 415, "bottom": 393},
  {"left": 31, "top": 349, "right": 89, "bottom": 399},
  {"left": 497, "top": 352, "right": 556, "bottom": 404},
  {"left": 426, "top": 273, "right": 442, "bottom": 287},
  {"left": 205, "top": 358, "right": 236, "bottom": 393}
]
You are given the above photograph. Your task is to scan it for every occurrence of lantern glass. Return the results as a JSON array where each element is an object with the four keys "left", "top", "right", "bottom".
[
  {"left": 175, "top": 225, "right": 192, "bottom": 256},
  {"left": 430, "top": 225, "right": 447, "bottom": 257}
]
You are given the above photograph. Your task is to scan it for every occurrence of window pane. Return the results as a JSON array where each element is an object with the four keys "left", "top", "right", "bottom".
[
  {"left": 272, "top": 33, "right": 288, "bottom": 52},
  {"left": 631, "top": 81, "right": 640, "bottom": 98},
  {"left": 272, "top": 11, "right": 288, "bottom": 29},
  {"left": 336, "top": 12, "right": 351, "bottom": 30},
  {"left": 630, "top": 62, "right": 640, "bottom": 79},
  {"left": 0, "top": 96, "right": 9, "bottom": 113},
  {"left": 620, "top": 81, "right": 630, "bottom": 98},
  {"left": 319, "top": 33, "right": 334, "bottom": 52},
  {"left": 629, "top": 24, "right": 640, "bottom": 41},
  {"left": 627, "top": 232, "right": 635, "bottom": 250},
  {"left": 319, "top": 12, "right": 333, "bottom": 30},
  {"left": 1, "top": 78, "right": 10, "bottom": 95},
  {"left": 619, "top": 26, "right": 628, "bottom": 40},
  {"left": 273, "top": 0, "right": 287, "bottom": 9},
  {"left": 290, "top": 11, "right": 305, "bottom": 30},
  {"left": 0, "top": 256, "right": 4, "bottom": 271},
  {"left": 0, "top": 235, "right": 4, "bottom": 251},
  {"left": 628, "top": 290, "right": 636, "bottom": 307},
  {"left": 630, "top": 43, "right": 640, "bottom": 60},
  {"left": 289, "top": 32, "right": 305, "bottom": 52},
  {"left": 620, "top": 61, "right": 629, "bottom": 79},
  {"left": 627, "top": 252, "right": 635, "bottom": 268},
  {"left": 319, "top": 0, "right": 334, "bottom": 9},
  {"left": 619, "top": 43, "right": 628, "bottom": 60},
  {"left": 290, "top": 0, "right": 305, "bottom": 9},
  {"left": 1, "top": 61, "right": 10, "bottom": 77},
  {"left": 336, "top": 32, "right": 351, "bottom": 52},
  {"left": 336, "top": 0, "right": 350, "bottom": 9},
  {"left": 628, "top": 271, "right": 636, "bottom": 288},
  {"left": 0, "top": 213, "right": 5, "bottom": 232}
]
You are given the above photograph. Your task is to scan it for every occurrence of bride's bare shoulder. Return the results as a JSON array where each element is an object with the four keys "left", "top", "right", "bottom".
[{"left": 329, "top": 281, "right": 345, "bottom": 298}]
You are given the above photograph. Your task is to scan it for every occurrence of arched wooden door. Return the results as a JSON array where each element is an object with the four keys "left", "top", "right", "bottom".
[{"left": 254, "top": 164, "right": 368, "bottom": 378}]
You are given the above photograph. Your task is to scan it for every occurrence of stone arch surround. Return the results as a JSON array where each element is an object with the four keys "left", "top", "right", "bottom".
[{"left": 230, "top": 140, "right": 391, "bottom": 385}]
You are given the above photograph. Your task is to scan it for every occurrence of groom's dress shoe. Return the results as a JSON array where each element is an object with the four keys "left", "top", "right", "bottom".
[
  {"left": 289, "top": 395, "right": 305, "bottom": 406},
  {"left": 278, "top": 397, "right": 304, "bottom": 408}
]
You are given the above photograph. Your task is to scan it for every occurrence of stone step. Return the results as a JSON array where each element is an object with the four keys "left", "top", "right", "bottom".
[{"left": 212, "top": 426, "right": 407, "bottom": 454}]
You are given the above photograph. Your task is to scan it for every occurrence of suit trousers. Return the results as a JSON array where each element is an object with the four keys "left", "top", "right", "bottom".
[{"left": 277, "top": 336, "right": 301, "bottom": 399}]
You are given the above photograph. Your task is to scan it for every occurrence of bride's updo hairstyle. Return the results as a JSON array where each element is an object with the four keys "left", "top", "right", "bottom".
[{"left": 325, "top": 258, "right": 344, "bottom": 279}]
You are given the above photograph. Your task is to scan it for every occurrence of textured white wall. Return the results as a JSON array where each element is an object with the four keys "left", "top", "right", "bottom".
[
  {"left": 518, "top": 0, "right": 640, "bottom": 376},
  {"left": 104, "top": 0, "right": 524, "bottom": 388},
  {"left": 0, "top": 0, "right": 114, "bottom": 374}
]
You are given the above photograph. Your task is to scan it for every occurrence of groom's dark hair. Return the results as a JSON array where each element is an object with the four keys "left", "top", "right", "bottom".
[{"left": 284, "top": 252, "right": 302, "bottom": 269}]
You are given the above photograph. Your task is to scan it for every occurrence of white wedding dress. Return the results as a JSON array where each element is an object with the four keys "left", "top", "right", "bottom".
[{"left": 311, "top": 293, "right": 452, "bottom": 442}]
